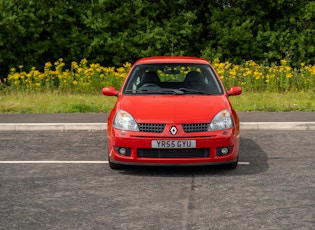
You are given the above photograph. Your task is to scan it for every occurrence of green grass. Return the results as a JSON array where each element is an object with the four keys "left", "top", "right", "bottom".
[
  {"left": 229, "top": 91, "right": 315, "bottom": 112},
  {"left": 0, "top": 92, "right": 117, "bottom": 113},
  {"left": 0, "top": 91, "right": 314, "bottom": 113}
]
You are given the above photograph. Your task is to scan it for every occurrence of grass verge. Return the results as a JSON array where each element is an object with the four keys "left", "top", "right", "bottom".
[
  {"left": 0, "top": 92, "right": 117, "bottom": 113},
  {"left": 229, "top": 91, "right": 315, "bottom": 112},
  {"left": 0, "top": 91, "right": 314, "bottom": 113}
]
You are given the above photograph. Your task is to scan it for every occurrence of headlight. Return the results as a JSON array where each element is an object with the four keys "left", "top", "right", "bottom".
[
  {"left": 113, "top": 110, "right": 139, "bottom": 131},
  {"left": 208, "top": 110, "right": 234, "bottom": 131}
]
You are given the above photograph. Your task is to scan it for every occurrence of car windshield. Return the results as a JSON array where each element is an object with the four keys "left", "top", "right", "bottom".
[{"left": 123, "top": 63, "right": 223, "bottom": 95}]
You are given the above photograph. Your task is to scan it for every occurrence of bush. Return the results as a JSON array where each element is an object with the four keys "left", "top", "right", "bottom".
[
  {"left": 1, "top": 59, "right": 131, "bottom": 93},
  {"left": 1, "top": 1, "right": 314, "bottom": 80},
  {"left": 1, "top": 59, "right": 314, "bottom": 93}
]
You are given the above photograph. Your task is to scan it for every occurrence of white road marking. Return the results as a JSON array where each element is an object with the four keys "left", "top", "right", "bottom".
[
  {"left": 0, "top": 161, "right": 250, "bottom": 165},
  {"left": 238, "top": 162, "right": 250, "bottom": 165}
]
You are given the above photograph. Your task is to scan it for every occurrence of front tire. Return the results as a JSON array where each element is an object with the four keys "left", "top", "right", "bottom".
[
  {"left": 223, "top": 157, "right": 238, "bottom": 170},
  {"left": 108, "top": 157, "right": 125, "bottom": 170}
]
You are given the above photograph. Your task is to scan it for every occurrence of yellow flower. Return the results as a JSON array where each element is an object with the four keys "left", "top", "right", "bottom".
[
  {"left": 71, "top": 62, "right": 79, "bottom": 69},
  {"left": 44, "top": 62, "right": 52, "bottom": 71},
  {"left": 214, "top": 58, "right": 220, "bottom": 63},
  {"left": 254, "top": 71, "right": 262, "bottom": 79},
  {"left": 229, "top": 70, "right": 236, "bottom": 76},
  {"left": 246, "top": 70, "right": 252, "bottom": 76},
  {"left": 13, "top": 73, "right": 20, "bottom": 80},
  {"left": 245, "top": 60, "right": 256, "bottom": 67},
  {"left": 225, "top": 62, "right": 232, "bottom": 69},
  {"left": 116, "top": 67, "right": 125, "bottom": 73},
  {"left": 217, "top": 69, "right": 224, "bottom": 75},
  {"left": 286, "top": 73, "right": 293, "bottom": 78},
  {"left": 80, "top": 58, "right": 88, "bottom": 65},
  {"left": 280, "top": 59, "right": 287, "bottom": 66},
  {"left": 123, "top": 62, "right": 132, "bottom": 69}
]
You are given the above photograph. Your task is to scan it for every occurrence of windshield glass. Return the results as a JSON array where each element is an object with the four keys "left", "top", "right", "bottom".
[{"left": 123, "top": 63, "right": 223, "bottom": 95}]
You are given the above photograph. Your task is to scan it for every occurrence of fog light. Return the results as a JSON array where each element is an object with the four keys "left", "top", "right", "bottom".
[
  {"left": 119, "top": 148, "right": 127, "bottom": 155},
  {"left": 221, "top": 147, "right": 229, "bottom": 155},
  {"left": 216, "top": 146, "right": 233, "bottom": 156},
  {"left": 114, "top": 147, "right": 131, "bottom": 156}
]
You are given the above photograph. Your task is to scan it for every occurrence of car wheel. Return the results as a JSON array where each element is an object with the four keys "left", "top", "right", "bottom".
[
  {"left": 223, "top": 158, "right": 238, "bottom": 170},
  {"left": 108, "top": 157, "right": 125, "bottom": 170}
]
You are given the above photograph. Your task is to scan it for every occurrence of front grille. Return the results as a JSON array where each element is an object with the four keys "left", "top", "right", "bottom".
[
  {"left": 182, "top": 123, "right": 209, "bottom": 133},
  {"left": 138, "top": 123, "right": 165, "bottom": 133},
  {"left": 138, "top": 148, "right": 210, "bottom": 158}
]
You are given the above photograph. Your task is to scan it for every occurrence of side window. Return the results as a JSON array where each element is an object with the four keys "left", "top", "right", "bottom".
[
  {"left": 204, "top": 67, "right": 223, "bottom": 94},
  {"left": 124, "top": 67, "right": 144, "bottom": 92},
  {"left": 132, "top": 76, "right": 141, "bottom": 90}
]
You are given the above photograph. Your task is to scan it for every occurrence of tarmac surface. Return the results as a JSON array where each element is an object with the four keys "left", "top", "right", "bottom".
[
  {"left": 1, "top": 114, "right": 315, "bottom": 229},
  {"left": 1, "top": 129, "right": 315, "bottom": 229},
  {"left": 0, "top": 112, "right": 314, "bottom": 130}
]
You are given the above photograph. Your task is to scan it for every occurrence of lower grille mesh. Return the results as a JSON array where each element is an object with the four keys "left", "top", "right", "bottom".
[{"left": 138, "top": 148, "right": 210, "bottom": 158}]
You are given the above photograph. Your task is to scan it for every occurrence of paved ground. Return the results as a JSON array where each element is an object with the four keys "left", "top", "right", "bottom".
[
  {"left": 1, "top": 130, "right": 314, "bottom": 229},
  {"left": 1, "top": 112, "right": 314, "bottom": 228}
]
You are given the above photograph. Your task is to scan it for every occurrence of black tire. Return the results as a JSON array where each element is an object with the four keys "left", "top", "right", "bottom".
[
  {"left": 108, "top": 157, "right": 125, "bottom": 170},
  {"left": 223, "top": 158, "right": 238, "bottom": 170}
]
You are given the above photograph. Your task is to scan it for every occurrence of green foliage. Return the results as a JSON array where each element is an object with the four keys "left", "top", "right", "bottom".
[
  {"left": 1, "top": 0, "right": 314, "bottom": 81},
  {"left": 202, "top": 0, "right": 315, "bottom": 66},
  {"left": 82, "top": 0, "right": 201, "bottom": 65},
  {"left": 0, "top": 0, "right": 88, "bottom": 78}
]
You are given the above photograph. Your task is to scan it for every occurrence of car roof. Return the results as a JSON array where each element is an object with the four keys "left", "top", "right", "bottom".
[{"left": 134, "top": 56, "right": 210, "bottom": 65}]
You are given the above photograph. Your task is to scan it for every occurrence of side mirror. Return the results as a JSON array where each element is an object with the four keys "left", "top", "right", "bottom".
[
  {"left": 102, "top": 87, "right": 119, "bottom": 96},
  {"left": 227, "top": 86, "right": 242, "bottom": 96}
]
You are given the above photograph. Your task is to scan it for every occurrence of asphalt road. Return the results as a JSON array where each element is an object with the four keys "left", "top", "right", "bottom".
[{"left": 0, "top": 130, "right": 315, "bottom": 230}]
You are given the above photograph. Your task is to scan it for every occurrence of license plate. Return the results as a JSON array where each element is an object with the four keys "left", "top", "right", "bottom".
[{"left": 152, "top": 140, "right": 196, "bottom": 149}]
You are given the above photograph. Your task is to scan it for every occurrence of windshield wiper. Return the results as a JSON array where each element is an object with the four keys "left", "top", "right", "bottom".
[
  {"left": 125, "top": 89, "right": 184, "bottom": 95},
  {"left": 125, "top": 88, "right": 211, "bottom": 95},
  {"left": 178, "top": 88, "right": 211, "bottom": 95},
  {"left": 159, "top": 88, "right": 211, "bottom": 95},
  {"left": 160, "top": 89, "right": 185, "bottom": 95},
  {"left": 125, "top": 89, "right": 156, "bottom": 94}
]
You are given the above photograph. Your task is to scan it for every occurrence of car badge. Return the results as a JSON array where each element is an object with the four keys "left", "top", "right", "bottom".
[{"left": 170, "top": 126, "right": 177, "bottom": 135}]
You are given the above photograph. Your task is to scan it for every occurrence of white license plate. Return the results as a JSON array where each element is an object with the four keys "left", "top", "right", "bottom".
[{"left": 151, "top": 140, "right": 196, "bottom": 149}]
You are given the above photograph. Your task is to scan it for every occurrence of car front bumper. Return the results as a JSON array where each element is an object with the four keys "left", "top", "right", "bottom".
[{"left": 107, "top": 127, "right": 240, "bottom": 166}]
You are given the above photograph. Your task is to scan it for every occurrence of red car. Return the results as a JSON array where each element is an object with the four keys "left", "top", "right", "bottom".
[{"left": 103, "top": 56, "right": 242, "bottom": 169}]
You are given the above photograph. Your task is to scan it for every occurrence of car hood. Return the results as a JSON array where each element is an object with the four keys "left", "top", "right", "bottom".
[{"left": 117, "top": 95, "right": 231, "bottom": 123}]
